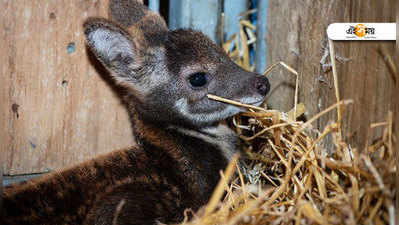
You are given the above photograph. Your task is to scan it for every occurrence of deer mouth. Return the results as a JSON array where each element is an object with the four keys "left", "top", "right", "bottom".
[{"left": 238, "top": 97, "right": 266, "bottom": 107}]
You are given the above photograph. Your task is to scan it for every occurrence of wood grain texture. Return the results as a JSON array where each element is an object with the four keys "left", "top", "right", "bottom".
[
  {"left": 1, "top": 0, "right": 135, "bottom": 175},
  {"left": 266, "top": 0, "right": 396, "bottom": 150}
]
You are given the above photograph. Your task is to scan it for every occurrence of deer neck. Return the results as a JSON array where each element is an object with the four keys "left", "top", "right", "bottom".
[{"left": 130, "top": 109, "right": 241, "bottom": 201}]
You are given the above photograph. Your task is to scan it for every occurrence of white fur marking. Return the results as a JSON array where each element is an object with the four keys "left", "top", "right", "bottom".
[
  {"left": 174, "top": 98, "right": 240, "bottom": 124},
  {"left": 171, "top": 124, "right": 238, "bottom": 161},
  {"left": 89, "top": 28, "right": 133, "bottom": 61},
  {"left": 239, "top": 96, "right": 263, "bottom": 106}
]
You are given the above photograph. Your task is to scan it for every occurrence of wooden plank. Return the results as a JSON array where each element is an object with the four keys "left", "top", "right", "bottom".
[
  {"left": 148, "top": 0, "right": 160, "bottom": 13},
  {"left": 223, "top": 0, "right": 248, "bottom": 40},
  {"left": 1, "top": 0, "right": 135, "bottom": 175},
  {"left": 169, "top": 0, "right": 222, "bottom": 43},
  {"left": 266, "top": 0, "right": 396, "bottom": 150},
  {"left": 255, "top": 0, "right": 268, "bottom": 74}
]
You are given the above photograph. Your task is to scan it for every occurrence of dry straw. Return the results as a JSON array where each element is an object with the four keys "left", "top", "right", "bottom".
[{"left": 179, "top": 18, "right": 395, "bottom": 225}]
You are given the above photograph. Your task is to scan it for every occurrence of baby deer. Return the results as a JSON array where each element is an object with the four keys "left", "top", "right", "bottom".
[{"left": 1, "top": 0, "right": 270, "bottom": 224}]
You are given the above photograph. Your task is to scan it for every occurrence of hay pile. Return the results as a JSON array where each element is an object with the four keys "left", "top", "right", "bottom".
[
  {"left": 179, "top": 63, "right": 395, "bottom": 225},
  {"left": 181, "top": 94, "right": 395, "bottom": 225},
  {"left": 178, "top": 16, "right": 395, "bottom": 224}
]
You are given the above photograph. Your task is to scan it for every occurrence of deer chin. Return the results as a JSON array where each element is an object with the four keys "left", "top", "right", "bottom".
[
  {"left": 204, "top": 96, "right": 266, "bottom": 126},
  {"left": 238, "top": 96, "right": 266, "bottom": 107}
]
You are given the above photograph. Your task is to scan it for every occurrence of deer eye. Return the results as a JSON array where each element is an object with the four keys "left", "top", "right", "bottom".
[{"left": 188, "top": 72, "right": 208, "bottom": 88}]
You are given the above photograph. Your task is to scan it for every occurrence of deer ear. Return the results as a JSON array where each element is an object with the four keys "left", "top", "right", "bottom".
[
  {"left": 109, "top": 0, "right": 168, "bottom": 34},
  {"left": 84, "top": 18, "right": 146, "bottom": 84}
]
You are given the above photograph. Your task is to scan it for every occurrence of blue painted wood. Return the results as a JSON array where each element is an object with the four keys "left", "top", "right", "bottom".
[
  {"left": 223, "top": 0, "right": 248, "bottom": 40},
  {"left": 3, "top": 174, "right": 44, "bottom": 187},
  {"left": 255, "top": 0, "right": 268, "bottom": 74},
  {"left": 149, "top": 0, "right": 160, "bottom": 13},
  {"left": 169, "top": 0, "right": 191, "bottom": 29},
  {"left": 169, "top": 0, "right": 221, "bottom": 42}
]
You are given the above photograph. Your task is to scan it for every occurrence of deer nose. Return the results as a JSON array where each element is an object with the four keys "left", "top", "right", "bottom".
[{"left": 255, "top": 76, "right": 270, "bottom": 96}]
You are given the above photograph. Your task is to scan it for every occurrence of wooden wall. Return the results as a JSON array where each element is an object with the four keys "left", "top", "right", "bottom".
[
  {"left": 1, "top": 0, "right": 135, "bottom": 175},
  {"left": 265, "top": 0, "right": 396, "bottom": 150}
]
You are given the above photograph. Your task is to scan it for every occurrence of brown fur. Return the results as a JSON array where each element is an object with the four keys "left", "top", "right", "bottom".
[
  {"left": 2, "top": 1, "right": 270, "bottom": 224},
  {"left": 109, "top": 0, "right": 167, "bottom": 36}
]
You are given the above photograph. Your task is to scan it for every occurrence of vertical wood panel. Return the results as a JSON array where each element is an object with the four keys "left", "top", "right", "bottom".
[
  {"left": 169, "top": 0, "right": 221, "bottom": 42},
  {"left": 255, "top": 0, "right": 268, "bottom": 74},
  {"left": 266, "top": 0, "right": 396, "bottom": 150},
  {"left": 223, "top": 0, "right": 248, "bottom": 40},
  {"left": 1, "top": 0, "right": 135, "bottom": 175}
]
